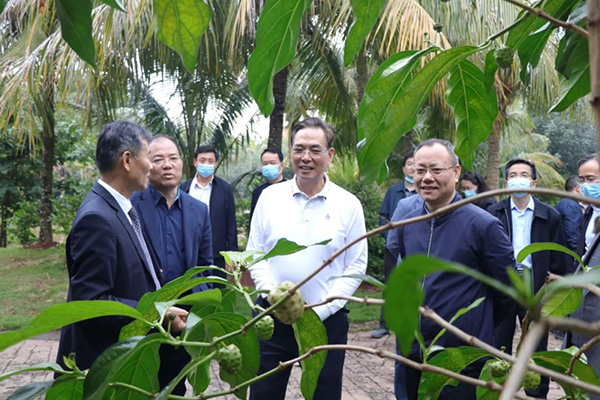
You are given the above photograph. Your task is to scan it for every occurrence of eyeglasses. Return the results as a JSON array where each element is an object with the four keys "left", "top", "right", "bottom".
[
  {"left": 579, "top": 175, "right": 600, "bottom": 184},
  {"left": 414, "top": 166, "right": 456, "bottom": 176},
  {"left": 508, "top": 172, "right": 532, "bottom": 179},
  {"left": 291, "top": 147, "right": 329, "bottom": 157},
  {"left": 151, "top": 156, "right": 181, "bottom": 166}
]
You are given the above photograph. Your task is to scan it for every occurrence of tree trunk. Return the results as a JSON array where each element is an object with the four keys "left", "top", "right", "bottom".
[
  {"left": 487, "top": 123, "right": 501, "bottom": 190},
  {"left": 588, "top": 0, "right": 600, "bottom": 155},
  {"left": 0, "top": 204, "right": 7, "bottom": 248},
  {"left": 356, "top": 51, "right": 368, "bottom": 106},
  {"left": 268, "top": 66, "right": 288, "bottom": 149},
  {"left": 38, "top": 82, "right": 55, "bottom": 245}
]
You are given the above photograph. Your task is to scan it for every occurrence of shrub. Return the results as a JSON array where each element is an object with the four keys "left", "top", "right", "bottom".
[{"left": 8, "top": 201, "right": 39, "bottom": 246}]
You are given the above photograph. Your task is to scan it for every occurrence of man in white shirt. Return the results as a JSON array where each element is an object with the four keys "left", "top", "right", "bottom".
[{"left": 247, "top": 117, "right": 368, "bottom": 400}]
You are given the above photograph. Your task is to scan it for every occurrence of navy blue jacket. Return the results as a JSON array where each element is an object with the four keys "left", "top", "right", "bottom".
[
  {"left": 57, "top": 182, "right": 163, "bottom": 371},
  {"left": 249, "top": 178, "right": 286, "bottom": 227},
  {"left": 394, "top": 194, "right": 514, "bottom": 356},
  {"left": 555, "top": 197, "right": 583, "bottom": 259},
  {"left": 488, "top": 197, "right": 569, "bottom": 292},
  {"left": 131, "top": 187, "right": 213, "bottom": 291},
  {"left": 181, "top": 175, "right": 238, "bottom": 263},
  {"left": 379, "top": 181, "right": 415, "bottom": 238},
  {"left": 577, "top": 206, "right": 594, "bottom": 257}
]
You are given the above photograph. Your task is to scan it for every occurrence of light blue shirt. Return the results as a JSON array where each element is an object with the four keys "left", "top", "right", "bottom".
[{"left": 510, "top": 196, "right": 535, "bottom": 268}]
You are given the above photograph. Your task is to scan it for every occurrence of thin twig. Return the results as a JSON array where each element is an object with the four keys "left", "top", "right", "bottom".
[
  {"left": 567, "top": 334, "right": 600, "bottom": 376},
  {"left": 547, "top": 273, "right": 600, "bottom": 299},
  {"left": 499, "top": 321, "right": 547, "bottom": 400},
  {"left": 546, "top": 317, "right": 600, "bottom": 338},
  {"left": 304, "top": 295, "right": 384, "bottom": 309},
  {"left": 502, "top": 0, "right": 588, "bottom": 38}
]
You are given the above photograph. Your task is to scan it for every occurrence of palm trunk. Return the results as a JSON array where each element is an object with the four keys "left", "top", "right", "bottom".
[
  {"left": 588, "top": 0, "right": 600, "bottom": 155},
  {"left": 1, "top": 202, "right": 8, "bottom": 248},
  {"left": 487, "top": 123, "right": 501, "bottom": 190},
  {"left": 268, "top": 66, "right": 288, "bottom": 149},
  {"left": 39, "top": 99, "right": 55, "bottom": 245}
]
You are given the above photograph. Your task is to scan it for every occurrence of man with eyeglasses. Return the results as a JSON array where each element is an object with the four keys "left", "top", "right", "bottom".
[
  {"left": 247, "top": 117, "right": 367, "bottom": 400},
  {"left": 389, "top": 139, "right": 514, "bottom": 400},
  {"left": 576, "top": 154, "right": 600, "bottom": 256},
  {"left": 131, "top": 135, "right": 213, "bottom": 394},
  {"left": 487, "top": 158, "right": 566, "bottom": 399}
]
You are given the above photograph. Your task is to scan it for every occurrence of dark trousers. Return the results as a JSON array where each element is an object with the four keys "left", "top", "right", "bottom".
[
  {"left": 494, "top": 306, "right": 549, "bottom": 399},
  {"left": 249, "top": 298, "right": 349, "bottom": 400},
  {"left": 158, "top": 344, "right": 190, "bottom": 395},
  {"left": 405, "top": 357, "right": 486, "bottom": 400},
  {"left": 378, "top": 248, "right": 398, "bottom": 330}
]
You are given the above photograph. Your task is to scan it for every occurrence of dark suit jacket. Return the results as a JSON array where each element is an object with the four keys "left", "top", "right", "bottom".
[
  {"left": 577, "top": 206, "right": 594, "bottom": 256},
  {"left": 488, "top": 197, "right": 568, "bottom": 293},
  {"left": 56, "top": 182, "right": 163, "bottom": 371},
  {"left": 131, "top": 187, "right": 213, "bottom": 291},
  {"left": 181, "top": 175, "right": 238, "bottom": 264}
]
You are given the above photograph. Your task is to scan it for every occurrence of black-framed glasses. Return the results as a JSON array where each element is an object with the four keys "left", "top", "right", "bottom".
[{"left": 413, "top": 165, "right": 456, "bottom": 176}]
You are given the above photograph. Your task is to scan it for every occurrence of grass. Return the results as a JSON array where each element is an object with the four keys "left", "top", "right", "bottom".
[{"left": 0, "top": 246, "right": 382, "bottom": 331}]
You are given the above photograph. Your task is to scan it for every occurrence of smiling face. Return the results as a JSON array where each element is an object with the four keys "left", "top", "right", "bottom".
[
  {"left": 148, "top": 137, "right": 183, "bottom": 192},
  {"left": 290, "top": 127, "right": 334, "bottom": 188},
  {"left": 413, "top": 143, "right": 460, "bottom": 211}
]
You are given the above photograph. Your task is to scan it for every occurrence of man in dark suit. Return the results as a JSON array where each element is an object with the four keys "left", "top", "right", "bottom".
[
  {"left": 249, "top": 147, "right": 286, "bottom": 226},
  {"left": 577, "top": 154, "right": 600, "bottom": 257},
  {"left": 181, "top": 145, "right": 238, "bottom": 283},
  {"left": 131, "top": 135, "right": 213, "bottom": 394},
  {"left": 56, "top": 122, "right": 187, "bottom": 373}
]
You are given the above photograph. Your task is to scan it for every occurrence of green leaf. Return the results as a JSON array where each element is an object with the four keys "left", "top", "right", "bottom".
[
  {"left": 153, "top": 0, "right": 212, "bottom": 73},
  {"left": 0, "top": 0, "right": 6, "bottom": 14},
  {"left": 428, "top": 298, "right": 484, "bottom": 353},
  {"left": 329, "top": 273, "right": 385, "bottom": 290},
  {"left": 483, "top": 50, "right": 498, "bottom": 91},
  {"left": 533, "top": 350, "right": 600, "bottom": 386},
  {"left": 0, "top": 301, "right": 144, "bottom": 353},
  {"left": 99, "top": 0, "right": 125, "bottom": 11},
  {"left": 358, "top": 46, "right": 482, "bottom": 182},
  {"left": 545, "top": 268, "right": 600, "bottom": 292},
  {"left": 516, "top": 21, "right": 554, "bottom": 83},
  {"left": 248, "top": 0, "right": 313, "bottom": 115},
  {"left": 184, "top": 313, "right": 260, "bottom": 398},
  {"left": 550, "top": 32, "right": 589, "bottom": 112},
  {"left": 385, "top": 255, "right": 519, "bottom": 355},
  {"left": 418, "top": 347, "right": 488, "bottom": 400},
  {"left": 344, "top": 0, "right": 387, "bottom": 66},
  {"left": 252, "top": 238, "right": 331, "bottom": 264},
  {"left": 476, "top": 358, "right": 507, "bottom": 400},
  {"left": 517, "top": 242, "right": 584, "bottom": 267},
  {"left": 55, "top": 0, "right": 96, "bottom": 67},
  {"left": 506, "top": 268, "right": 530, "bottom": 300},
  {"left": 0, "top": 362, "right": 67, "bottom": 382},
  {"left": 446, "top": 60, "right": 498, "bottom": 169},
  {"left": 83, "top": 334, "right": 163, "bottom": 400},
  {"left": 155, "top": 288, "right": 222, "bottom": 320},
  {"left": 46, "top": 375, "right": 85, "bottom": 400},
  {"left": 293, "top": 309, "right": 328, "bottom": 400},
  {"left": 6, "top": 381, "right": 53, "bottom": 400},
  {"left": 541, "top": 287, "right": 582, "bottom": 317}
]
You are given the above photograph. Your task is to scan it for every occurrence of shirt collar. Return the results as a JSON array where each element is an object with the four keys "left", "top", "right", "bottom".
[
  {"left": 510, "top": 196, "right": 535, "bottom": 212},
  {"left": 98, "top": 179, "right": 132, "bottom": 215},
  {"left": 194, "top": 175, "right": 214, "bottom": 189},
  {"left": 291, "top": 174, "right": 330, "bottom": 199},
  {"left": 150, "top": 186, "right": 181, "bottom": 207}
]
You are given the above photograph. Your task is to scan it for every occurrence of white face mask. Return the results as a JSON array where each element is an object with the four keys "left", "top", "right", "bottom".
[{"left": 507, "top": 177, "right": 531, "bottom": 198}]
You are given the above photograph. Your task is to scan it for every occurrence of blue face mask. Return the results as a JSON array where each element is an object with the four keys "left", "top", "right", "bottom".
[
  {"left": 405, "top": 176, "right": 414, "bottom": 184},
  {"left": 507, "top": 177, "right": 531, "bottom": 198},
  {"left": 262, "top": 165, "right": 280, "bottom": 181},
  {"left": 463, "top": 189, "right": 477, "bottom": 198},
  {"left": 581, "top": 183, "right": 600, "bottom": 199},
  {"left": 196, "top": 163, "right": 215, "bottom": 178}
]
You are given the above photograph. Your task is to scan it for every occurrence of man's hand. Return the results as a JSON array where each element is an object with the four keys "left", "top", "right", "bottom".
[{"left": 165, "top": 306, "right": 188, "bottom": 332}]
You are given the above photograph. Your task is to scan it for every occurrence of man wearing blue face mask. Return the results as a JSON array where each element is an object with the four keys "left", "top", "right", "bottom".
[
  {"left": 487, "top": 158, "right": 566, "bottom": 399},
  {"left": 576, "top": 154, "right": 600, "bottom": 256},
  {"left": 181, "top": 145, "right": 238, "bottom": 285},
  {"left": 249, "top": 147, "right": 286, "bottom": 225}
]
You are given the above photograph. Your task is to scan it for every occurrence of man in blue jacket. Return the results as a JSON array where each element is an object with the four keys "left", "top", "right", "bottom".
[
  {"left": 487, "top": 158, "right": 567, "bottom": 399},
  {"left": 389, "top": 139, "right": 514, "bottom": 400},
  {"left": 555, "top": 175, "right": 583, "bottom": 261}
]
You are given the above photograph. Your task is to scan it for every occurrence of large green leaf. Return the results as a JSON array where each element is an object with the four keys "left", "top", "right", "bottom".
[
  {"left": 46, "top": 375, "right": 85, "bottom": 400},
  {"left": 293, "top": 309, "right": 328, "bottom": 400},
  {"left": 446, "top": 60, "right": 498, "bottom": 169},
  {"left": 154, "top": 288, "right": 222, "bottom": 321},
  {"left": 252, "top": 238, "right": 332, "bottom": 265},
  {"left": 0, "top": 0, "right": 7, "bottom": 14},
  {"left": 517, "top": 242, "right": 584, "bottom": 270},
  {"left": 83, "top": 335, "right": 163, "bottom": 400},
  {"left": 483, "top": 50, "right": 498, "bottom": 91},
  {"left": 358, "top": 46, "right": 482, "bottom": 182},
  {"left": 533, "top": 350, "right": 600, "bottom": 386},
  {"left": 329, "top": 273, "right": 385, "bottom": 290},
  {"left": 0, "top": 362, "right": 67, "bottom": 382},
  {"left": 99, "top": 0, "right": 125, "bottom": 11},
  {"left": 153, "top": 0, "right": 212, "bottom": 73},
  {"left": 184, "top": 313, "right": 260, "bottom": 398},
  {"left": 0, "top": 301, "right": 144, "bottom": 352},
  {"left": 550, "top": 31, "right": 589, "bottom": 112},
  {"left": 541, "top": 287, "right": 582, "bottom": 317},
  {"left": 55, "top": 0, "right": 96, "bottom": 67},
  {"left": 248, "top": 0, "right": 313, "bottom": 115},
  {"left": 6, "top": 381, "right": 53, "bottom": 400},
  {"left": 418, "top": 347, "right": 488, "bottom": 399},
  {"left": 344, "top": 0, "right": 387, "bottom": 66}
]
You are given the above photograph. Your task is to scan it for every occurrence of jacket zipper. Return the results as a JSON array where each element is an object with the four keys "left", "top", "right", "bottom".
[{"left": 420, "top": 219, "right": 435, "bottom": 360}]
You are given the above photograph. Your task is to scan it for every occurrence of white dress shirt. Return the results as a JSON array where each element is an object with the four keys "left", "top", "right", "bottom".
[
  {"left": 585, "top": 206, "right": 600, "bottom": 251},
  {"left": 510, "top": 196, "right": 535, "bottom": 269},
  {"left": 188, "top": 175, "right": 213, "bottom": 210},
  {"left": 98, "top": 179, "right": 133, "bottom": 224},
  {"left": 247, "top": 175, "right": 368, "bottom": 321}
]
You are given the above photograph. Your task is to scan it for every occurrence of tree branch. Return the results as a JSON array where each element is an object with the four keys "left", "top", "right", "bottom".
[
  {"left": 304, "top": 295, "right": 384, "bottom": 309},
  {"left": 502, "top": 0, "right": 588, "bottom": 38},
  {"left": 546, "top": 317, "right": 600, "bottom": 338},
  {"left": 567, "top": 334, "right": 600, "bottom": 376}
]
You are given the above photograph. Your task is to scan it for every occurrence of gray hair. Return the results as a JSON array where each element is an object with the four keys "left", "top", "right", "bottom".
[
  {"left": 95, "top": 121, "right": 152, "bottom": 174},
  {"left": 290, "top": 117, "right": 336, "bottom": 148},
  {"left": 414, "top": 139, "right": 459, "bottom": 166}
]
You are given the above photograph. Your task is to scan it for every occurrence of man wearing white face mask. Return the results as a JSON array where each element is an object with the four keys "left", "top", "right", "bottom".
[
  {"left": 487, "top": 158, "right": 566, "bottom": 399},
  {"left": 249, "top": 147, "right": 286, "bottom": 225},
  {"left": 181, "top": 145, "right": 238, "bottom": 285}
]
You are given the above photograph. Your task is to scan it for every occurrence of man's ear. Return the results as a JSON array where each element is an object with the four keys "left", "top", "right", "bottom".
[{"left": 122, "top": 151, "right": 132, "bottom": 172}]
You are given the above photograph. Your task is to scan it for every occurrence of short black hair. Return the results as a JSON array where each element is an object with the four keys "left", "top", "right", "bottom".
[
  {"left": 403, "top": 151, "right": 414, "bottom": 167},
  {"left": 565, "top": 175, "right": 579, "bottom": 192},
  {"left": 95, "top": 121, "right": 152, "bottom": 174},
  {"left": 577, "top": 154, "right": 600, "bottom": 168},
  {"left": 262, "top": 147, "right": 284, "bottom": 162},
  {"left": 460, "top": 170, "right": 491, "bottom": 193},
  {"left": 504, "top": 158, "right": 537, "bottom": 180},
  {"left": 194, "top": 145, "right": 218, "bottom": 161},
  {"left": 414, "top": 139, "right": 459, "bottom": 165},
  {"left": 290, "top": 117, "right": 336, "bottom": 148}
]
